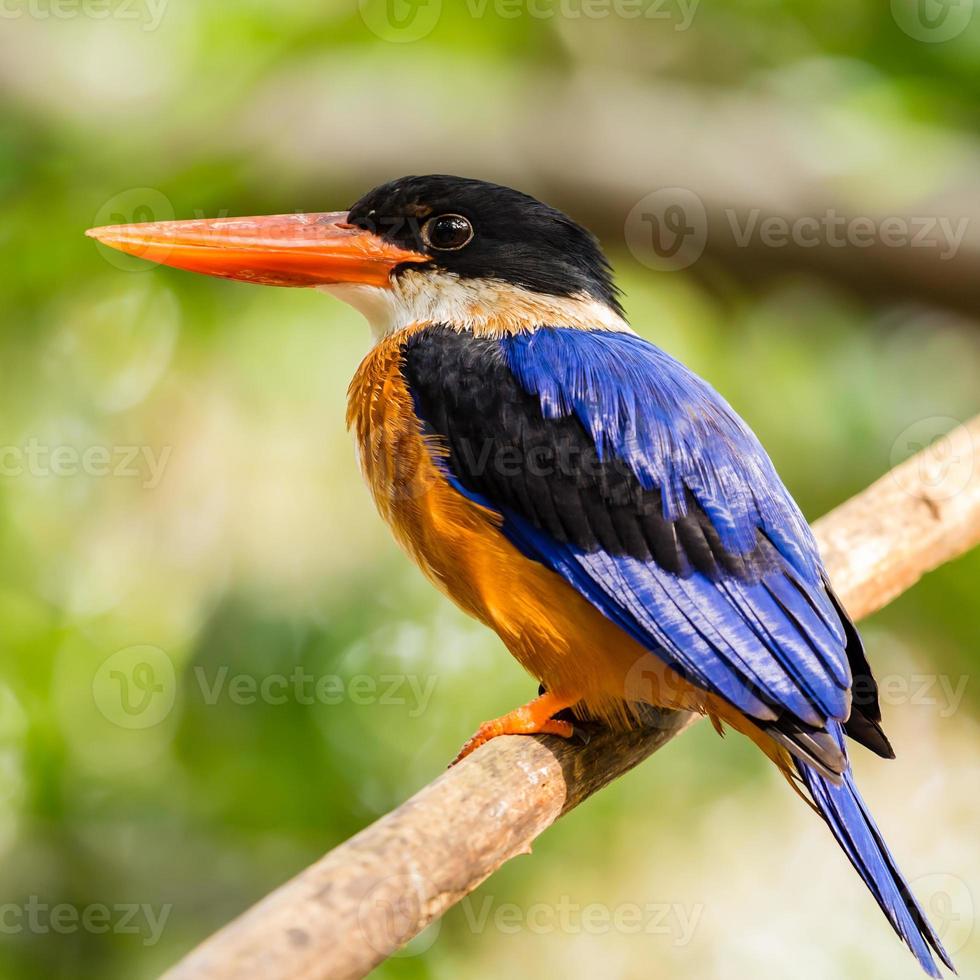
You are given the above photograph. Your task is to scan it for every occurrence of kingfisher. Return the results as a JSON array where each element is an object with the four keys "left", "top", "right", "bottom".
[{"left": 88, "top": 175, "right": 953, "bottom": 976}]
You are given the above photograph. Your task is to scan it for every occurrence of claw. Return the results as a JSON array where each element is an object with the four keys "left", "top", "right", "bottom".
[{"left": 449, "top": 691, "right": 577, "bottom": 766}]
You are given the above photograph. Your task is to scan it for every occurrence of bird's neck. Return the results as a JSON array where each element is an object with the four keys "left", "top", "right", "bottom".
[{"left": 321, "top": 269, "right": 630, "bottom": 341}]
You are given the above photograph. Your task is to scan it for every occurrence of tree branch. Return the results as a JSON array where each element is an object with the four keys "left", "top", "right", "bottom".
[{"left": 161, "top": 415, "right": 980, "bottom": 980}]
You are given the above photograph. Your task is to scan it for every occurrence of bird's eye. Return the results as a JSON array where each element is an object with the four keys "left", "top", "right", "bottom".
[{"left": 421, "top": 214, "right": 473, "bottom": 251}]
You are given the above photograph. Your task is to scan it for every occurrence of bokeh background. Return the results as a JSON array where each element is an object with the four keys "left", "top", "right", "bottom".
[{"left": 0, "top": 1, "right": 979, "bottom": 978}]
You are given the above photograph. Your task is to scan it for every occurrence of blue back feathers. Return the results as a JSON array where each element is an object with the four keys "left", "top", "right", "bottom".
[{"left": 502, "top": 329, "right": 818, "bottom": 578}]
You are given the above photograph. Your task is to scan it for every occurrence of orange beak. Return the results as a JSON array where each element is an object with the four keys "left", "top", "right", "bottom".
[{"left": 85, "top": 211, "right": 430, "bottom": 287}]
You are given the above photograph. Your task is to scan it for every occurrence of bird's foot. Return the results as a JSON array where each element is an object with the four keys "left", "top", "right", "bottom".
[
  {"left": 541, "top": 686, "right": 603, "bottom": 745},
  {"left": 555, "top": 711, "right": 602, "bottom": 746},
  {"left": 450, "top": 691, "right": 576, "bottom": 766}
]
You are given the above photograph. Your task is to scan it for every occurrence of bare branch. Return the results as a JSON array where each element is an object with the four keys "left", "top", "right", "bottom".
[{"left": 161, "top": 415, "right": 980, "bottom": 980}]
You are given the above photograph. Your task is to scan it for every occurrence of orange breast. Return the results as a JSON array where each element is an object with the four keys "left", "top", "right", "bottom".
[{"left": 346, "top": 327, "right": 715, "bottom": 729}]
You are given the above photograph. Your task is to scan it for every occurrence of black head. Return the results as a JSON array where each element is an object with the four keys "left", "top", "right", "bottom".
[{"left": 346, "top": 175, "right": 623, "bottom": 317}]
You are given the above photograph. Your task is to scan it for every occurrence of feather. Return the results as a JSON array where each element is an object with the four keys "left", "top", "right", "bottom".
[{"left": 797, "top": 725, "right": 953, "bottom": 978}]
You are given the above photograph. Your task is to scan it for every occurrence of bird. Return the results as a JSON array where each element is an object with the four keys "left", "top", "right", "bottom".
[{"left": 88, "top": 174, "right": 953, "bottom": 977}]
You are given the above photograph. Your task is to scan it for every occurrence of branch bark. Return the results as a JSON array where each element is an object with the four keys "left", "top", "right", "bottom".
[{"left": 161, "top": 415, "right": 980, "bottom": 980}]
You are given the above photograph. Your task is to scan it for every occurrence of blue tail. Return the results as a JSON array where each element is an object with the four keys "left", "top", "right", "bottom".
[{"left": 795, "top": 725, "right": 955, "bottom": 978}]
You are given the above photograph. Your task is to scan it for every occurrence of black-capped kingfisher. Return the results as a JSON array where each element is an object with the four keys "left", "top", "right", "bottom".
[{"left": 88, "top": 175, "right": 953, "bottom": 976}]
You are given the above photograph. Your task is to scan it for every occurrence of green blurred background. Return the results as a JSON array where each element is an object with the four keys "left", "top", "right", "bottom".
[{"left": 0, "top": 1, "right": 978, "bottom": 978}]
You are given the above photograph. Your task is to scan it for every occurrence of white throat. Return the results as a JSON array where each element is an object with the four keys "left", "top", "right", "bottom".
[{"left": 319, "top": 269, "right": 629, "bottom": 339}]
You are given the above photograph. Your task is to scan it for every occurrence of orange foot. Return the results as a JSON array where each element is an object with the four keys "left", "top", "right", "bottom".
[{"left": 450, "top": 691, "right": 577, "bottom": 766}]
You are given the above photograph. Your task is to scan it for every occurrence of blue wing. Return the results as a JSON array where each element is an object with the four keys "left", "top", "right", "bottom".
[
  {"left": 501, "top": 328, "right": 850, "bottom": 718},
  {"left": 402, "top": 326, "right": 868, "bottom": 767}
]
